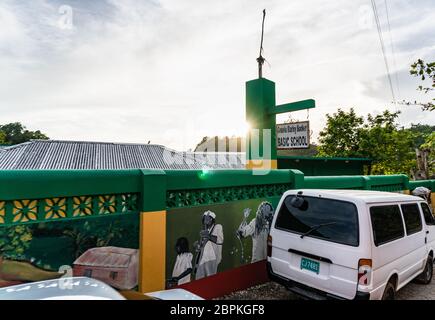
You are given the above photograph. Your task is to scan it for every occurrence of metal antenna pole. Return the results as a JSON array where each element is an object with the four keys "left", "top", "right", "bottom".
[{"left": 257, "top": 9, "right": 266, "bottom": 78}]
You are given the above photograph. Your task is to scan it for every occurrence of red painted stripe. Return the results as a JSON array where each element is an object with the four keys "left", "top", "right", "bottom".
[{"left": 177, "top": 260, "right": 268, "bottom": 299}]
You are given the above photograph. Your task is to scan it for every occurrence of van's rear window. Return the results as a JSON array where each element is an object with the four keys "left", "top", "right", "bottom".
[{"left": 275, "top": 195, "right": 359, "bottom": 246}]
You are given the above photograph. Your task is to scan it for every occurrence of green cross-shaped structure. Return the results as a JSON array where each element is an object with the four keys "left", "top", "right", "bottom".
[{"left": 245, "top": 77, "right": 315, "bottom": 169}]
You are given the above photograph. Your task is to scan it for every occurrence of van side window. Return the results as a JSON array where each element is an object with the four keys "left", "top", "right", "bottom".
[
  {"left": 370, "top": 205, "right": 404, "bottom": 246},
  {"left": 421, "top": 203, "right": 435, "bottom": 225},
  {"left": 400, "top": 204, "right": 423, "bottom": 235}
]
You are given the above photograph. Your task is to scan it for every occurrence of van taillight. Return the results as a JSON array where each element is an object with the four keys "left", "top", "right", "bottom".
[
  {"left": 358, "top": 259, "right": 372, "bottom": 286},
  {"left": 267, "top": 235, "right": 272, "bottom": 257}
]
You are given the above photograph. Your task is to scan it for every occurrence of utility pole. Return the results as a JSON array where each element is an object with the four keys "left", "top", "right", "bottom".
[
  {"left": 257, "top": 9, "right": 266, "bottom": 79},
  {"left": 245, "top": 9, "right": 316, "bottom": 170}
]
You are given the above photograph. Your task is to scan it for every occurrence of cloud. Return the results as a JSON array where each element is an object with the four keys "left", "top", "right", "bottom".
[{"left": 0, "top": 0, "right": 434, "bottom": 150}]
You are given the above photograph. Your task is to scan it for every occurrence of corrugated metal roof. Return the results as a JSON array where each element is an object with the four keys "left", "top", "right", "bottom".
[
  {"left": 183, "top": 152, "right": 246, "bottom": 169},
  {"left": 0, "top": 140, "right": 245, "bottom": 170}
]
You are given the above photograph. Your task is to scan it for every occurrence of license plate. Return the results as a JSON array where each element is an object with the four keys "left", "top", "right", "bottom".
[{"left": 300, "top": 257, "right": 320, "bottom": 274}]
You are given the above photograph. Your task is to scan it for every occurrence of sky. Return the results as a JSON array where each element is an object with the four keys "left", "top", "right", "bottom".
[{"left": 0, "top": 0, "right": 434, "bottom": 151}]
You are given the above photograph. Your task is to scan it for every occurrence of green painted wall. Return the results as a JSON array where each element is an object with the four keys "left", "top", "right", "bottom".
[{"left": 0, "top": 169, "right": 433, "bottom": 292}]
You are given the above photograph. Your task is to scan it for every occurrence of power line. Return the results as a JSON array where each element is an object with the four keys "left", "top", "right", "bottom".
[
  {"left": 371, "top": 0, "right": 397, "bottom": 106},
  {"left": 384, "top": 0, "right": 401, "bottom": 100}
]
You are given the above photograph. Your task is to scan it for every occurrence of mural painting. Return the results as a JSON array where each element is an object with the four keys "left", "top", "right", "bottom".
[
  {"left": 0, "top": 214, "right": 139, "bottom": 290},
  {"left": 166, "top": 197, "right": 280, "bottom": 288}
]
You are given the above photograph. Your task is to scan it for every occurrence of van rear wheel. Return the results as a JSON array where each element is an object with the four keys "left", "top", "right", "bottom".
[
  {"left": 381, "top": 281, "right": 395, "bottom": 300},
  {"left": 416, "top": 256, "right": 433, "bottom": 285}
]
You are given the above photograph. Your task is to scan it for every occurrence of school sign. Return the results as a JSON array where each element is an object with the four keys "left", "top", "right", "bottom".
[{"left": 276, "top": 121, "right": 310, "bottom": 150}]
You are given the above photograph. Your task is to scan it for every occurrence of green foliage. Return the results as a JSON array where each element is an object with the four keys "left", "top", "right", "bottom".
[
  {"left": 318, "top": 109, "right": 418, "bottom": 175},
  {"left": 404, "top": 59, "right": 435, "bottom": 111},
  {"left": 0, "top": 216, "right": 140, "bottom": 271},
  {"left": 421, "top": 132, "right": 435, "bottom": 150},
  {"left": 55, "top": 216, "right": 139, "bottom": 259},
  {"left": 0, "top": 131, "right": 5, "bottom": 144},
  {"left": 0, "top": 225, "right": 33, "bottom": 259},
  {"left": 0, "top": 122, "right": 49, "bottom": 145},
  {"left": 318, "top": 108, "right": 365, "bottom": 158},
  {"left": 421, "top": 132, "right": 435, "bottom": 176},
  {"left": 408, "top": 124, "right": 435, "bottom": 149}
]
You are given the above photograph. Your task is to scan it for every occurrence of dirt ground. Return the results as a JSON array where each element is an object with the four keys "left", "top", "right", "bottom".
[{"left": 218, "top": 268, "right": 435, "bottom": 300}]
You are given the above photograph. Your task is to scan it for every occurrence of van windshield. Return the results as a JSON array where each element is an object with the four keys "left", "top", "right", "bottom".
[{"left": 275, "top": 195, "right": 359, "bottom": 246}]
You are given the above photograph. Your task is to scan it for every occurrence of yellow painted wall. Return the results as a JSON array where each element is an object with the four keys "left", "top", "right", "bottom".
[{"left": 138, "top": 210, "right": 166, "bottom": 293}]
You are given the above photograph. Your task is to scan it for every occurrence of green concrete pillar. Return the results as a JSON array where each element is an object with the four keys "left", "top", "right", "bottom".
[{"left": 245, "top": 78, "right": 277, "bottom": 169}]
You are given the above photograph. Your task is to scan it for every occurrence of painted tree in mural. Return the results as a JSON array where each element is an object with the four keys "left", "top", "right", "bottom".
[
  {"left": 0, "top": 225, "right": 33, "bottom": 259},
  {"left": 62, "top": 218, "right": 138, "bottom": 259},
  {"left": 0, "top": 225, "right": 62, "bottom": 284}
]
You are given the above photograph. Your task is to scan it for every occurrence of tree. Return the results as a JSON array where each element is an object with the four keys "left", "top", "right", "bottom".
[
  {"left": 0, "top": 225, "right": 64, "bottom": 282},
  {"left": 408, "top": 124, "right": 435, "bottom": 149},
  {"left": 401, "top": 59, "right": 434, "bottom": 111},
  {"left": 0, "top": 122, "right": 49, "bottom": 145},
  {"left": 60, "top": 217, "right": 138, "bottom": 259},
  {"left": 318, "top": 109, "right": 417, "bottom": 175},
  {"left": 318, "top": 108, "right": 365, "bottom": 158},
  {"left": 0, "top": 225, "right": 33, "bottom": 260},
  {"left": 0, "top": 131, "right": 5, "bottom": 144},
  {"left": 419, "top": 132, "right": 435, "bottom": 179},
  {"left": 361, "top": 111, "right": 415, "bottom": 174}
]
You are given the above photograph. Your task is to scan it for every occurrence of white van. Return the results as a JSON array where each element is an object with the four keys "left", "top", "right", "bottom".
[{"left": 267, "top": 189, "right": 435, "bottom": 300}]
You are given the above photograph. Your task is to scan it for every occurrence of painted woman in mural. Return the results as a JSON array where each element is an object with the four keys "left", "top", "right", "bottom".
[
  {"left": 193, "top": 210, "right": 224, "bottom": 280},
  {"left": 237, "top": 201, "right": 274, "bottom": 263},
  {"left": 167, "top": 237, "right": 193, "bottom": 287}
]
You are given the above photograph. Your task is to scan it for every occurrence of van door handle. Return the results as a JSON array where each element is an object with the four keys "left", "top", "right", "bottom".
[{"left": 427, "top": 231, "right": 430, "bottom": 234}]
